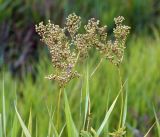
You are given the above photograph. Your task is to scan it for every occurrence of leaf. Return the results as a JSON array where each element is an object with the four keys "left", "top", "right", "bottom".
[
  {"left": 35, "top": 118, "right": 38, "bottom": 137},
  {"left": 97, "top": 92, "right": 120, "bottom": 136},
  {"left": 48, "top": 118, "right": 52, "bottom": 137},
  {"left": 122, "top": 83, "right": 128, "bottom": 127},
  {"left": 83, "top": 66, "right": 89, "bottom": 129},
  {"left": 59, "top": 123, "right": 66, "bottom": 137},
  {"left": 0, "top": 113, "right": 3, "bottom": 137},
  {"left": 2, "top": 77, "right": 6, "bottom": 137},
  {"left": 144, "top": 122, "right": 155, "bottom": 137},
  {"left": 11, "top": 114, "right": 18, "bottom": 137},
  {"left": 46, "top": 106, "right": 59, "bottom": 137},
  {"left": 15, "top": 104, "right": 31, "bottom": 137},
  {"left": 154, "top": 108, "right": 160, "bottom": 137},
  {"left": 28, "top": 109, "right": 32, "bottom": 135},
  {"left": 64, "top": 90, "right": 78, "bottom": 137}
]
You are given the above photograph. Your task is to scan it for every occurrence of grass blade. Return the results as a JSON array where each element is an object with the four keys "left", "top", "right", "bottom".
[
  {"left": 28, "top": 109, "right": 32, "bottom": 135},
  {"left": 11, "top": 114, "right": 19, "bottom": 137},
  {"left": 144, "top": 122, "right": 155, "bottom": 137},
  {"left": 122, "top": 83, "right": 128, "bottom": 127},
  {"left": 0, "top": 114, "right": 3, "bottom": 137},
  {"left": 46, "top": 106, "right": 59, "bottom": 137},
  {"left": 2, "top": 76, "right": 6, "bottom": 137},
  {"left": 59, "top": 123, "right": 66, "bottom": 137},
  {"left": 64, "top": 90, "right": 78, "bottom": 137},
  {"left": 154, "top": 108, "right": 160, "bottom": 137},
  {"left": 48, "top": 119, "right": 52, "bottom": 137},
  {"left": 15, "top": 104, "right": 31, "bottom": 137},
  {"left": 83, "top": 66, "right": 89, "bottom": 129},
  {"left": 97, "top": 92, "right": 120, "bottom": 136},
  {"left": 47, "top": 105, "right": 53, "bottom": 137},
  {"left": 36, "top": 118, "right": 38, "bottom": 137}
]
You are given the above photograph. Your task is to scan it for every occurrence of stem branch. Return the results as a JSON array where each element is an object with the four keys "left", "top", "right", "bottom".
[{"left": 90, "top": 58, "right": 103, "bottom": 78}]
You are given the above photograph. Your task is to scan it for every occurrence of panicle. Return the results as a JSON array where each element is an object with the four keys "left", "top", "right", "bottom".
[
  {"left": 35, "top": 13, "right": 130, "bottom": 87},
  {"left": 36, "top": 19, "right": 79, "bottom": 87},
  {"left": 65, "top": 13, "right": 81, "bottom": 38}
]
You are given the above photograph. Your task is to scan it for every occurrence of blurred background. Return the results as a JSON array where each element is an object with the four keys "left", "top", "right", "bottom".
[{"left": 0, "top": 0, "right": 160, "bottom": 137}]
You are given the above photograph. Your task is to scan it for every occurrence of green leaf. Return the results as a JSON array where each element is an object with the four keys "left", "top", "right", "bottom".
[
  {"left": 154, "top": 108, "right": 160, "bottom": 137},
  {"left": 2, "top": 77, "right": 6, "bottom": 137},
  {"left": 83, "top": 66, "right": 89, "bottom": 129},
  {"left": 47, "top": 118, "right": 52, "bottom": 137},
  {"left": 47, "top": 106, "right": 59, "bottom": 137},
  {"left": 35, "top": 118, "right": 38, "bottom": 137},
  {"left": 144, "top": 122, "right": 155, "bottom": 137},
  {"left": 28, "top": 109, "right": 32, "bottom": 135},
  {"left": 0, "top": 113, "right": 3, "bottom": 137},
  {"left": 15, "top": 104, "right": 31, "bottom": 137},
  {"left": 59, "top": 123, "right": 66, "bottom": 137},
  {"left": 122, "top": 83, "right": 128, "bottom": 127},
  {"left": 64, "top": 90, "right": 78, "bottom": 137},
  {"left": 11, "top": 114, "right": 18, "bottom": 137},
  {"left": 97, "top": 92, "right": 120, "bottom": 136}
]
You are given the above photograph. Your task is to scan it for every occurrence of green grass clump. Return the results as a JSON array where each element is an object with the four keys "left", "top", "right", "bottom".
[{"left": 0, "top": 32, "right": 160, "bottom": 136}]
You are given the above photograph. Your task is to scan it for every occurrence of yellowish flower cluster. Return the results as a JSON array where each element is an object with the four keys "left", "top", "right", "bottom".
[
  {"left": 65, "top": 13, "right": 81, "bottom": 38},
  {"left": 35, "top": 18, "right": 79, "bottom": 87},
  {"left": 35, "top": 13, "right": 130, "bottom": 87}
]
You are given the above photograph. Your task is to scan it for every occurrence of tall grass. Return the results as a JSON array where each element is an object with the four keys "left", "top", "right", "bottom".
[
  {"left": 0, "top": 33, "right": 160, "bottom": 136},
  {"left": 1, "top": 67, "right": 121, "bottom": 137}
]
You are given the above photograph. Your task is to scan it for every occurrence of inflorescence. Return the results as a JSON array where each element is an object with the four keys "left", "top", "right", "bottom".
[{"left": 35, "top": 13, "right": 130, "bottom": 87}]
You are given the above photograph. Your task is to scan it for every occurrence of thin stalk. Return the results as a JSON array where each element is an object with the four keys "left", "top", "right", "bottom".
[
  {"left": 36, "top": 118, "right": 38, "bottom": 137},
  {"left": 90, "top": 58, "right": 103, "bottom": 78},
  {"left": 74, "top": 52, "right": 80, "bottom": 67},
  {"left": 118, "top": 68, "right": 124, "bottom": 128},
  {"left": 2, "top": 71, "right": 6, "bottom": 137},
  {"left": 86, "top": 96, "right": 91, "bottom": 131},
  {"left": 80, "top": 80, "right": 83, "bottom": 119},
  {"left": 56, "top": 88, "right": 63, "bottom": 130},
  {"left": 144, "top": 122, "right": 156, "bottom": 137}
]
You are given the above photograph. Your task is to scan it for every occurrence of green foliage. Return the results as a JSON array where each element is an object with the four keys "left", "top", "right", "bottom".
[
  {"left": 0, "top": 113, "right": 2, "bottom": 137},
  {"left": 154, "top": 108, "right": 160, "bottom": 137},
  {"left": 64, "top": 90, "right": 79, "bottom": 137},
  {"left": 0, "top": 33, "right": 160, "bottom": 136},
  {"left": 0, "top": 0, "right": 160, "bottom": 136},
  {"left": 15, "top": 105, "right": 31, "bottom": 137},
  {"left": 97, "top": 92, "right": 120, "bottom": 136}
]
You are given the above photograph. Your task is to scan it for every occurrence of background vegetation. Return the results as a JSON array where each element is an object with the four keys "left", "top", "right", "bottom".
[{"left": 0, "top": 0, "right": 160, "bottom": 136}]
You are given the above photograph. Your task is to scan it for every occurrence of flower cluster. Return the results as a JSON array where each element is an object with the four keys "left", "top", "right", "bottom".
[
  {"left": 35, "top": 19, "right": 79, "bottom": 87},
  {"left": 35, "top": 13, "right": 130, "bottom": 87},
  {"left": 77, "top": 16, "right": 130, "bottom": 66},
  {"left": 65, "top": 13, "right": 81, "bottom": 38},
  {"left": 109, "top": 127, "right": 126, "bottom": 137}
]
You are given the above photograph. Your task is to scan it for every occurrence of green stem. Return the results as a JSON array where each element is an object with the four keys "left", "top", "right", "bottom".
[
  {"left": 75, "top": 52, "right": 80, "bottom": 66},
  {"left": 86, "top": 96, "right": 91, "bottom": 131},
  {"left": 90, "top": 58, "right": 103, "bottom": 78},
  {"left": 118, "top": 68, "right": 124, "bottom": 128},
  {"left": 57, "top": 88, "right": 62, "bottom": 130}
]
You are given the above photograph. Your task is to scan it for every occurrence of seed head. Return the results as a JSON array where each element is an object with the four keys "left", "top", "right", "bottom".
[
  {"left": 96, "top": 16, "right": 130, "bottom": 66},
  {"left": 36, "top": 19, "right": 79, "bottom": 87},
  {"left": 35, "top": 13, "right": 130, "bottom": 87},
  {"left": 65, "top": 13, "right": 81, "bottom": 38}
]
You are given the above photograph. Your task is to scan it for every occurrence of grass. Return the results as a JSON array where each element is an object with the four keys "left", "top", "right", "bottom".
[{"left": 0, "top": 33, "right": 160, "bottom": 136}]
